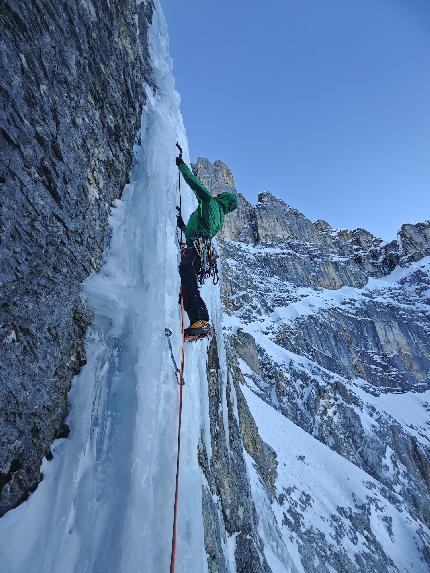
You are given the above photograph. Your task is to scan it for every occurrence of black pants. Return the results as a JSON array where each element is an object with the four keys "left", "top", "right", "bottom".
[{"left": 179, "top": 244, "right": 209, "bottom": 325}]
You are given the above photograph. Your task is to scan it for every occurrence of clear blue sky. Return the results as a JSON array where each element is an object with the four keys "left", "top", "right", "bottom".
[{"left": 161, "top": 0, "right": 430, "bottom": 240}]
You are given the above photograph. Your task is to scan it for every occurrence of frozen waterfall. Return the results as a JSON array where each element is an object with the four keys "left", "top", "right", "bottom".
[{"left": 0, "top": 4, "right": 216, "bottom": 572}]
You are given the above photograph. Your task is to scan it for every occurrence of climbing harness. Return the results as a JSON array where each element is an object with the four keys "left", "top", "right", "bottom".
[
  {"left": 169, "top": 292, "right": 186, "bottom": 573},
  {"left": 179, "top": 239, "right": 219, "bottom": 286},
  {"left": 192, "top": 236, "right": 220, "bottom": 286}
]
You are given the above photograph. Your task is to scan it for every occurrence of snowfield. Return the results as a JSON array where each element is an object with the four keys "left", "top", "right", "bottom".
[{"left": 242, "top": 386, "right": 428, "bottom": 573}]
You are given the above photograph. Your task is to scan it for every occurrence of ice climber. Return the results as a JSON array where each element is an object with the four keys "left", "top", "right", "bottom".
[{"left": 176, "top": 155, "right": 237, "bottom": 341}]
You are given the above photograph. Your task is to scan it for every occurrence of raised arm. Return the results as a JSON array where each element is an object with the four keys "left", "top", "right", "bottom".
[{"left": 178, "top": 161, "right": 212, "bottom": 202}]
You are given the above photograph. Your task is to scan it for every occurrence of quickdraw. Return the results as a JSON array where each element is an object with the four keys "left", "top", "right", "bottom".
[
  {"left": 164, "top": 328, "right": 184, "bottom": 385},
  {"left": 192, "top": 237, "right": 220, "bottom": 286}
]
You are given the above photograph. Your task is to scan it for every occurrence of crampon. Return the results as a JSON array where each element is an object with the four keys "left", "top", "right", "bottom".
[{"left": 184, "top": 320, "right": 212, "bottom": 342}]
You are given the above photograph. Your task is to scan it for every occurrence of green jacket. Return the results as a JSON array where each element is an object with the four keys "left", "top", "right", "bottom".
[{"left": 179, "top": 162, "right": 237, "bottom": 241}]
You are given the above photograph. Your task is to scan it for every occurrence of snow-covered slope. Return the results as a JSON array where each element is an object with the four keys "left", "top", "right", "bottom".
[
  {"left": 194, "top": 159, "right": 430, "bottom": 572},
  {"left": 243, "top": 385, "right": 428, "bottom": 572}
]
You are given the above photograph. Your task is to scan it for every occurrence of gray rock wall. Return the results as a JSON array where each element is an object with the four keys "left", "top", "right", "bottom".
[
  {"left": 0, "top": 0, "right": 154, "bottom": 516},
  {"left": 200, "top": 336, "right": 278, "bottom": 572},
  {"left": 192, "top": 159, "right": 409, "bottom": 291},
  {"left": 194, "top": 157, "right": 430, "bottom": 571}
]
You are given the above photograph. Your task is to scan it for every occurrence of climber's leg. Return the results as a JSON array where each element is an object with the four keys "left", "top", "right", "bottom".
[{"left": 179, "top": 245, "right": 209, "bottom": 325}]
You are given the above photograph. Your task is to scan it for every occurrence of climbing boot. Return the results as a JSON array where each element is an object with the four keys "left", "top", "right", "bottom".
[{"left": 184, "top": 320, "right": 212, "bottom": 342}]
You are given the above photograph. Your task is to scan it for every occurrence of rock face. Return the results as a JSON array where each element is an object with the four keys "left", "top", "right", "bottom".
[
  {"left": 0, "top": 0, "right": 155, "bottom": 516},
  {"left": 200, "top": 337, "right": 275, "bottom": 573},
  {"left": 195, "top": 158, "right": 430, "bottom": 572}
]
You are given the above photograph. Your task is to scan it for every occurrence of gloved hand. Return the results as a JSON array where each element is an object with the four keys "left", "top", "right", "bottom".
[{"left": 176, "top": 155, "right": 185, "bottom": 167}]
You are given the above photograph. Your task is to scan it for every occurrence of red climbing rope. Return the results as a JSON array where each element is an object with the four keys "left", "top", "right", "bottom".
[{"left": 170, "top": 293, "right": 185, "bottom": 573}]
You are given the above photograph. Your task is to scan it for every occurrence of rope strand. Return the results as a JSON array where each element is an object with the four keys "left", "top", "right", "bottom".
[
  {"left": 170, "top": 294, "right": 185, "bottom": 573},
  {"left": 170, "top": 150, "right": 185, "bottom": 572}
]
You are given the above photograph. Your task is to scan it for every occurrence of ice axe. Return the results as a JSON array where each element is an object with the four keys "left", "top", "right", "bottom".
[{"left": 176, "top": 142, "right": 184, "bottom": 244}]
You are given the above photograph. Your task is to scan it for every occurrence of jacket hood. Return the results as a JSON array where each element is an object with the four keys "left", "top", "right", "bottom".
[{"left": 215, "top": 192, "right": 238, "bottom": 214}]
